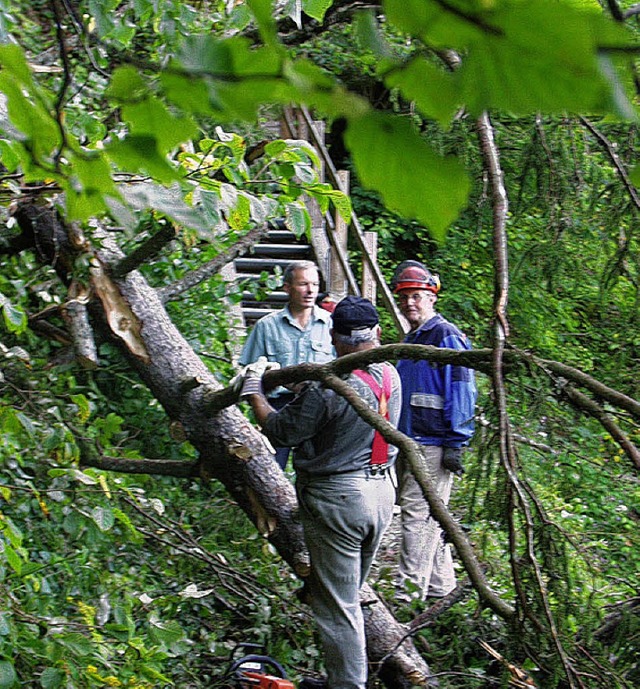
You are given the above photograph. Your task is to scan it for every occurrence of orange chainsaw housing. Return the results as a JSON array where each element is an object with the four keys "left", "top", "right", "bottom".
[{"left": 238, "top": 672, "right": 296, "bottom": 689}]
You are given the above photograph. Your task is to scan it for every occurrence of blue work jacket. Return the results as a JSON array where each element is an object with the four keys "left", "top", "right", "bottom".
[{"left": 397, "top": 313, "right": 476, "bottom": 448}]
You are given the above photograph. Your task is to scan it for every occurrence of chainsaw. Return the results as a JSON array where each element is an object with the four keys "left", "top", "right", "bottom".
[{"left": 226, "top": 643, "right": 295, "bottom": 689}]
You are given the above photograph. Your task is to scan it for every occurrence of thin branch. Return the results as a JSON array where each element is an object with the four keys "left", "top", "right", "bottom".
[
  {"left": 561, "top": 383, "right": 640, "bottom": 470},
  {"left": 605, "top": 0, "right": 625, "bottom": 22},
  {"left": 433, "top": 0, "right": 503, "bottom": 36},
  {"left": 523, "top": 350, "right": 640, "bottom": 422},
  {"left": 157, "top": 224, "right": 269, "bottom": 303},
  {"left": 580, "top": 117, "right": 640, "bottom": 212},
  {"left": 80, "top": 454, "right": 199, "bottom": 477},
  {"left": 319, "top": 370, "right": 516, "bottom": 621},
  {"left": 478, "top": 110, "right": 583, "bottom": 686},
  {"left": 50, "top": 0, "right": 72, "bottom": 168},
  {"left": 110, "top": 225, "right": 179, "bottom": 278},
  {"left": 204, "top": 342, "right": 640, "bottom": 433},
  {"left": 623, "top": 3, "right": 640, "bottom": 19}
]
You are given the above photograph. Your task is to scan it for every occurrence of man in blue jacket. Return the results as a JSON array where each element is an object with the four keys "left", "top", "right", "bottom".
[{"left": 392, "top": 260, "right": 477, "bottom": 603}]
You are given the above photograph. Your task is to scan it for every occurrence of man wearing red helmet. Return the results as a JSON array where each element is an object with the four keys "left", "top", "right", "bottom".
[{"left": 391, "top": 260, "right": 477, "bottom": 603}]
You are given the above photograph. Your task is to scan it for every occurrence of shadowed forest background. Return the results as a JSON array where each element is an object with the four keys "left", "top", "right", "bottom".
[{"left": 0, "top": 1, "right": 638, "bottom": 688}]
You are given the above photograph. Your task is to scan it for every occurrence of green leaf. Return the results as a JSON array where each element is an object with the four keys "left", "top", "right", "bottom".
[
  {"left": 384, "top": 0, "right": 636, "bottom": 118},
  {"left": 324, "top": 189, "right": 352, "bottom": 223},
  {"left": 0, "top": 296, "right": 27, "bottom": 334},
  {"left": 120, "top": 99, "right": 198, "bottom": 154},
  {"left": 113, "top": 508, "right": 143, "bottom": 544},
  {"left": 247, "top": 0, "right": 278, "bottom": 46},
  {"left": 344, "top": 111, "right": 470, "bottom": 240},
  {"left": 264, "top": 140, "right": 287, "bottom": 157},
  {"left": 160, "top": 71, "right": 213, "bottom": 115},
  {"left": 383, "top": 56, "right": 460, "bottom": 127},
  {"left": 0, "top": 140, "right": 21, "bottom": 172},
  {"left": 88, "top": 0, "right": 118, "bottom": 37},
  {"left": 54, "top": 632, "right": 94, "bottom": 656},
  {"left": 118, "top": 181, "right": 211, "bottom": 232},
  {"left": 169, "top": 35, "right": 288, "bottom": 121},
  {"left": 226, "top": 193, "right": 251, "bottom": 231},
  {"left": 0, "top": 613, "right": 11, "bottom": 636},
  {"left": 65, "top": 151, "right": 120, "bottom": 221},
  {"left": 302, "top": 0, "right": 332, "bottom": 22},
  {"left": 284, "top": 202, "right": 311, "bottom": 237},
  {"left": 39, "top": 668, "right": 65, "bottom": 689},
  {"left": 149, "top": 616, "right": 185, "bottom": 648},
  {"left": 105, "top": 135, "right": 181, "bottom": 184},
  {"left": 71, "top": 394, "right": 91, "bottom": 423},
  {"left": 0, "top": 660, "right": 17, "bottom": 689},
  {"left": 91, "top": 506, "right": 115, "bottom": 532},
  {"left": 176, "top": 35, "right": 281, "bottom": 78},
  {"left": 2, "top": 544, "right": 22, "bottom": 575},
  {"left": 139, "top": 664, "right": 173, "bottom": 684},
  {"left": 283, "top": 58, "right": 334, "bottom": 93},
  {"left": 354, "top": 9, "right": 393, "bottom": 59},
  {"left": 105, "top": 65, "right": 148, "bottom": 102},
  {"left": 0, "top": 46, "right": 60, "bottom": 156},
  {"left": 0, "top": 43, "right": 33, "bottom": 83}
]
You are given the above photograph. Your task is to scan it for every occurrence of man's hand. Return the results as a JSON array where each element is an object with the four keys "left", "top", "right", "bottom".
[
  {"left": 442, "top": 447, "right": 465, "bottom": 475},
  {"left": 234, "top": 357, "right": 281, "bottom": 399},
  {"left": 240, "top": 371, "right": 263, "bottom": 398}
]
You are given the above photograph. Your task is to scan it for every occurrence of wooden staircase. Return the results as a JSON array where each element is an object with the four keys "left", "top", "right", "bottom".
[
  {"left": 227, "top": 107, "right": 407, "bottom": 344},
  {"left": 234, "top": 224, "right": 315, "bottom": 326}
]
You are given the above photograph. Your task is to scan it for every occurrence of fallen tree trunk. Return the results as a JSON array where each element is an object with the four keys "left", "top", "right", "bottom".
[{"left": 15, "top": 204, "right": 434, "bottom": 686}]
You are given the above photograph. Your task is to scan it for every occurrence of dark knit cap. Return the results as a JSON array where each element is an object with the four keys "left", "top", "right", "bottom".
[{"left": 332, "top": 296, "right": 379, "bottom": 337}]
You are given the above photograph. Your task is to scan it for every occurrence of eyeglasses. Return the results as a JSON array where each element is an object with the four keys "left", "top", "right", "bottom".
[{"left": 397, "top": 292, "right": 431, "bottom": 304}]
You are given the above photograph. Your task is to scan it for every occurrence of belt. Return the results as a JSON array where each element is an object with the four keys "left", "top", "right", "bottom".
[
  {"left": 347, "top": 464, "right": 393, "bottom": 479},
  {"left": 297, "top": 463, "right": 395, "bottom": 483}
]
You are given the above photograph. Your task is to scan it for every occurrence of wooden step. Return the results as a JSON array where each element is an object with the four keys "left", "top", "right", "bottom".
[
  {"left": 242, "top": 290, "right": 288, "bottom": 303},
  {"left": 250, "top": 243, "right": 312, "bottom": 258},
  {"left": 235, "top": 257, "right": 298, "bottom": 273},
  {"left": 265, "top": 229, "right": 301, "bottom": 243},
  {"left": 242, "top": 307, "right": 279, "bottom": 322}
]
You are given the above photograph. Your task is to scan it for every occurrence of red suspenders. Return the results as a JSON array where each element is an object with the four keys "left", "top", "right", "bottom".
[{"left": 352, "top": 365, "right": 392, "bottom": 466}]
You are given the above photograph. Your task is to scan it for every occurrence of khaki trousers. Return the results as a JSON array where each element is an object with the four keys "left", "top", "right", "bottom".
[{"left": 396, "top": 446, "right": 456, "bottom": 599}]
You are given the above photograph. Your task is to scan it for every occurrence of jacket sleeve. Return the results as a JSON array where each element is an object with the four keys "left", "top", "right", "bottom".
[{"left": 441, "top": 332, "right": 477, "bottom": 447}]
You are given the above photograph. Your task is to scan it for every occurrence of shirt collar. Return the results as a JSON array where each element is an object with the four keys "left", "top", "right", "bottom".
[
  {"left": 282, "top": 305, "right": 332, "bottom": 326},
  {"left": 407, "top": 313, "right": 442, "bottom": 340}
]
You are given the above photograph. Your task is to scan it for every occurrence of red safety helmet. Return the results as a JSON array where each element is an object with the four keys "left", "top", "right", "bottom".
[{"left": 391, "top": 260, "right": 441, "bottom": 294}]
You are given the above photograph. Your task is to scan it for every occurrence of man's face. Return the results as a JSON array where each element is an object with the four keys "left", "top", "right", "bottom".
[
  {"left": 285, "top": 268, "right": 320, "bottom": 310},
  {"left": 397, "top": 289, "right": 436, "bottom": 329}
]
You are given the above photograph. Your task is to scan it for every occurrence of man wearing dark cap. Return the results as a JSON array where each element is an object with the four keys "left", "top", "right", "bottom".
[
  {"left": 239, "top": 295, "right": 402, "bottom": 689},
  {"left": 391, "top": 260, "right": 477, "bottom": 603}
]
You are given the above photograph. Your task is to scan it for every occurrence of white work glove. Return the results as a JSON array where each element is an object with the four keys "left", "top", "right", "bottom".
[{"left": 232, "top": 357, "right": 281, "bottom": 399}]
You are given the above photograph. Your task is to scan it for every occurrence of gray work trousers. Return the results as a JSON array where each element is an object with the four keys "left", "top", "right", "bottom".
[
  {"left": 297, "top": 470, "right": 395, "bottom": 689},
  {"left": 396, "top": 445, "right": 456, "bottom": 600}
]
